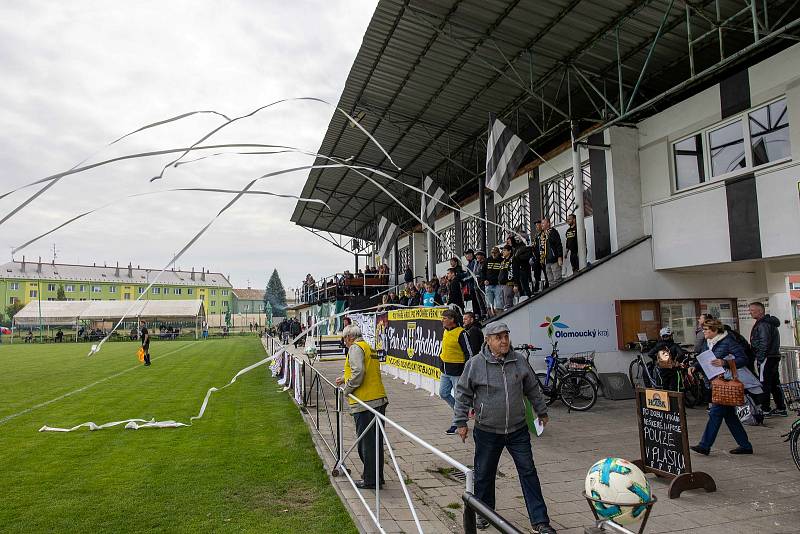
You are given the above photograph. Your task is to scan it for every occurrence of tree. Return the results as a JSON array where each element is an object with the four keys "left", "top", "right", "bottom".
[
  {"left": 5, "top": 301, "right": 24, "bottom": 322},
  {"left": 265, "top": 269, "right": 288, "bottom": 317},
  {"left": 56, "top": 285, "right": 66, "bottom": 301}
]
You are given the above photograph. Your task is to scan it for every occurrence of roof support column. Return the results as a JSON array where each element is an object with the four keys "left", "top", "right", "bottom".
[{"left": 571, "top": 122, "right": 588, "bottom": 270}]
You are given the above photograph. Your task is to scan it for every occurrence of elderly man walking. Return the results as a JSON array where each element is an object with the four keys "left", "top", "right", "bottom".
[
  {"left": 454, "top": 322, "right": 555, "bottom": 533},
  {"left": 335, "top": 324, "right": 389, "bottom": 489}
]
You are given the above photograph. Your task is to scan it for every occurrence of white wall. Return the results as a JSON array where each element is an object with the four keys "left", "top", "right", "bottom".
[{"left": 495, "top": 239, "right": 762, "bottom": 375}]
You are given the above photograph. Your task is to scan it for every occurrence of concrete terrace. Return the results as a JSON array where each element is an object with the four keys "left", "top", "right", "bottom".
[{"left": 280, "top": 346, "right": 800, "bottom": 534}]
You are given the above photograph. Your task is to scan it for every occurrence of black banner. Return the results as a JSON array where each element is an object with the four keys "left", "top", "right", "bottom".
[{"left": 376, "top": 308, "right": 444, "bottom": 379}]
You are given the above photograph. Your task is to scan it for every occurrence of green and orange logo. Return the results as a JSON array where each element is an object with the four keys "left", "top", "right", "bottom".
[{"left": 539, "top": 315, "right": 569, "bottom": 340}]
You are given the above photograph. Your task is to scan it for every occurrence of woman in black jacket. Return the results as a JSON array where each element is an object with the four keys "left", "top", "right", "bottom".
[{"left": 689, "top": 319, "right": 759, "bottom": 455}]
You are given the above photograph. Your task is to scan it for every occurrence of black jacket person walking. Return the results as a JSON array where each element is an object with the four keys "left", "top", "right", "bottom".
[{"left": 749, "top": 302, "right": 787, "bottom": 417}]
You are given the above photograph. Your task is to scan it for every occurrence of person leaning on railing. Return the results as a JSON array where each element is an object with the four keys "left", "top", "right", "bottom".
[{"left": 335, "top": 324, "right": 388, "bottom": 490}]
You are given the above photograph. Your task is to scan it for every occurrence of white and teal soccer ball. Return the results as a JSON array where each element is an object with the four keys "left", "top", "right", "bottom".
[{"left": 585, "top": 458, "right": 651, "bottom": 526}]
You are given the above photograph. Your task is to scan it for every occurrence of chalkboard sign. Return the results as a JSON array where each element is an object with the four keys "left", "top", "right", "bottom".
[{"left": 634, "top": 388, "right": 716, "bottom": 499}]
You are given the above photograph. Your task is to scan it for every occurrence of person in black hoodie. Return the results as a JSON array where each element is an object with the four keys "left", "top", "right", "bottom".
[
  {"left": 446, "top": 268, "right": 465, "bottom": 311},
  {"left": 507, "top": 235, "right": 532, "bottom": 297},
  {"left": 462, "top": 312, "right": 484, "bottom": 357},
  {"left": 749, "top": 302, "right": 787, "bottom": 417},
  {"left": 484, "top": 247, "right": 503, "bottom": 316},
  {"left": 539, "top": 218, "right": 563, "bottom": 287}
]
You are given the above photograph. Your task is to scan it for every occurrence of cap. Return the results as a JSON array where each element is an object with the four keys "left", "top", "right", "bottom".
[
  {"left": 475, "top": 250, "right": 486, "bottom": 257},
  {"left": 483, "top": 322, "right": 510, "bottom": 336},
  {"left": 465, "top": 248, "right": 475, "bottom": 254},
  {"left": 659, "top": 326, "right": 673, "bottom": 337}
]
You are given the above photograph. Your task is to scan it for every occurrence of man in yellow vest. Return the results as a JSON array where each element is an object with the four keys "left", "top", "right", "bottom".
[
  {"left": 440, "top": 308, "right": 473, "bottom": 435},
  {"left": 335, "top": 324, "right": 388, "bottom": 490}
]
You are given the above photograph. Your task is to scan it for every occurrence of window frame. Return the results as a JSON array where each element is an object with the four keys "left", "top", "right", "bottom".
[{"left": 673, "top": 96, "right": 792, "bottom": 192}]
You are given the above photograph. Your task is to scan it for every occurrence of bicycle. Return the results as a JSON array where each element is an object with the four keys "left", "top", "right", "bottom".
[
  {"left": 514, "top": 343, "right": 597, "bottom": 411},
  {"left": 627, "top": 341, "right": 661, "bottom": 389},
  {"left": 627, "top": 342, "right": 707, "bottom": 407},
  {"left": 779, "top": 381, "right": 800, "bottom": 471}
]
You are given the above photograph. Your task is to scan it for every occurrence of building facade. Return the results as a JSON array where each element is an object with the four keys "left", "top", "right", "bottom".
[
  {"left": 231, "top": 288, "right": 266, "bottom": 314},
  {"left": 0, "top": 260, "right": 232, "bottom": 316}
]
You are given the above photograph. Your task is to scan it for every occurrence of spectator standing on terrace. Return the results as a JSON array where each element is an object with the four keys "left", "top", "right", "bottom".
[
  {"left": 462, "top": 312, "right": 484, "bottom": 356},
  {"left": 439, "top": 309, "right": 471, "bottom": 434},
  {"left": 446, "top": 268, "right": 465, "bottom": 311},
  {"left": 423, "top": 282, "right": 442, "bottom": 307},
  {"left": 484, "top": 247, "right": 503, "bottom": 316},
  {"left": 404, "top": 285, "right": 422, "bottom": 307},
  {"left": 531, "top": 220, "right": 546, "bottom": 293},
  {"left": 403, "top": 265, "right": 413, "bottom": 284},
  {"left": 463, "top": 249, "right": 478, "bottom": 313},
  {"left": 750, "top": 302, "right": 787, "bottom": 417},
  {"left": 539, "top": 217, "right": 563, "bottom": 287},
  {"left": 474, "top": 250, "right": 488, "bottom": 319},
  {"left": 564, "top": 214, "right": 585, "bottom": 276},
  {"left": 336, "top": 324, "right": 388, "bottom": 490},
  {"left": 499, "top": 245, "right": 515, "bottom": 310},
  {"left": 508, "top": 235, "right": 532, "bottom": 297},
  {"left": 454, "top": 322, "right": 554, "bottom": 533}
]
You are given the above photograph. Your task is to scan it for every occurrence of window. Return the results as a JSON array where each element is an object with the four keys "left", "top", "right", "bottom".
[
  {"left": 436, "top": 226, "right": 456, "bottom": 263},
  {"left": 750, "top": 98, "right": 790, "bottom": 166},
  {"left": 709, "top": 119, "right": 745, "bottom": 177},
  {"left": 30, "top": 290, "right": 38, "bottom": 298},
  {"left": 9, "top": 282, "right": 19, "bottom": 290},
  {"left": 80, "top": 298, "right": 87, "bottom": 301},
  {"left": 92, "top": 298, "right": 101, "bottom": 301},
  {"left": 124, "top": 293, "right": 131, "bottom": 300},
  {"left": 109, "top": 285, "right": 117, "bottom": 293},
  {"left": 9, "top": 297, "right": 18, "bottom": 304},
  {"left": 222, "top": 289, "right": 229, "bottom": 296},
  {"left": 495, "top": 192, "right": 530, "bottom": 244},
  {"left": 223, "top": 301, "right": 229, "bottom": 308},
  {"left": 65, "top": 285, "right": 74, "bottom": 292},
  {"left": 673, "top": 134, "right": 705, "bottom": 190},
  {"left": 152, "top": 287, "right": 161, "bottom": 294},
  {"left": 398, "top": 246, "right": 411, "bottom": 271},
  {"left": 80, "top": 285, "right": 86, "bottom": 292},
  {"left": 673, "top": 97, "right": 791, "bottom": 189},
  {"left": 541, "top": 162, "right": 592, "bottom": 225},
  {"left": 174, "top": 288, "right": 182, "bottom": 295},
  {"left": 699, "top": 299, "right": 736, "bottom": 331},
  {"left": 67, "top": 298, "right": 74, "bottom": 301},
  {"left": 187, "top": 288, "right": 193, "bottom": 295},
  {"left": 47, "top": 283, "right": 57, "bottom": 291},
  {"left": 92, "top": 286, "right": 101, "bottom": 293},
  {"left": 461, "top": 217, "right": 480, "bottom": 253},
  {"left": 211, "top": 289, "right": 217, "bottom": 296},
  {"left": 211, "top": 300, "right": 216, "bottom": 307},
  {"left": 200, "top": 294, "right": 205, "bottom": 301},
  {"left": 659, "top": 300, "right": 697, "bottom": 345},
  {"left": 138, "top": 287, "right": 145, "bottom": 294},
  {"left": 47, "top": 297, "right": 56, "bottom": 301},
  {"left": 791, "top": 282, "right": 800, "bottom": 290}
]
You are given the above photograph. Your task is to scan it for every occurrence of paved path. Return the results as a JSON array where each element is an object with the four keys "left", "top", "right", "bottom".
[{"left": 285, "top": 347, "right": 799, "bottom": 533}]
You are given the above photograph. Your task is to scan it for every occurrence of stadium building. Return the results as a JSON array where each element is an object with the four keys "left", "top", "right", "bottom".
[
  {"left": 291, "top": 1, "right": 800, "bottom": 374},
  {"left": 0, "top": 258, "right": 232, "bottom": 317}
]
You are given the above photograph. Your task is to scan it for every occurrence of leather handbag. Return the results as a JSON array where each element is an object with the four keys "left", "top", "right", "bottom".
[{"left": 711, "top": 358, "right": 745, "bottom": 406}]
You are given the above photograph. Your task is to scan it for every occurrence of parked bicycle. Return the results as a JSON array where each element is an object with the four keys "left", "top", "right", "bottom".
[
  {"left": 626, "top": 341, "right": 706, "bottom": 408},
  {"left": 514, "top": 343, "right": 597, "bottom": 411},
  {"left": 780, "top": 381, "right": 800, "bottom": 472}
]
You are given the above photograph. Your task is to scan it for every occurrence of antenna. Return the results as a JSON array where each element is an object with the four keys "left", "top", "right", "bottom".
[{"left": 52, "top": 243, "right": 58, "bottom": 262}]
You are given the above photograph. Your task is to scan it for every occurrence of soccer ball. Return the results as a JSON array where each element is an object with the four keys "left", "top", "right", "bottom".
[{"left": 585, "top": 458, "right": 651, "bottom": 526}]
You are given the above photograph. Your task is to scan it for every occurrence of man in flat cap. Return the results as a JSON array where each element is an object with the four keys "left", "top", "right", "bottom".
[{"left": 453, "top": 322, "right": 555, "bottom": 533}]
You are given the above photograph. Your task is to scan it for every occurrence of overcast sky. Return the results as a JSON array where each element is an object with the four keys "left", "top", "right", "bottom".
[{"left": 0, "top": 1, "right": 377, "bottom": 293}]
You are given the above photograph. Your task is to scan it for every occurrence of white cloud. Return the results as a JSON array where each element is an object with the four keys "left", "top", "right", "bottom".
[{"left": 0, "top": 0, "right": 377, "bottom": 290}]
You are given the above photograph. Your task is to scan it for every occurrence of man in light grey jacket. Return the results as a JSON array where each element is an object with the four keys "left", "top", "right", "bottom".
[{"left": 454, "top": 322, "right": 555, "bottom": 533}]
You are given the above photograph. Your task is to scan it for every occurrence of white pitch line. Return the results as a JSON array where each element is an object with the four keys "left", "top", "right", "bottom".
[{"left": 0, "top": 342, "right": 196, "bottom": 427}]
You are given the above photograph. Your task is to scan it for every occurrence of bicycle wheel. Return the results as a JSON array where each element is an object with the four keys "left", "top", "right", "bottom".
[
  {"left": 628, "top": 359, "right": 648, "bottom": 389},
  {"left": 559, "top": 373, "right": 597, "bottom": 411},
  {"left": 791, "top": 426, "right": 800, "bottom": 472},
  {"left": 536, "top": 372, "right": 557, "bottom": 406}
]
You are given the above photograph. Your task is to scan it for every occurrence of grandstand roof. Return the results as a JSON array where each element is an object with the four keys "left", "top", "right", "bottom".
[
  {"left": 12, "top": 299, "right": 206, "bottom": 326},
  {"left": 0, "top": 261, "right": 231, "bottom": 287},
  {"left": 291, "top": 0, "right": 800, "bottom": 240}
]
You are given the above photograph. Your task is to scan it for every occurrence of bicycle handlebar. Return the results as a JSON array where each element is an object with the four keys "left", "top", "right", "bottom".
[{"left": 513, "top": 344, "right": 542, "bottom": 351}]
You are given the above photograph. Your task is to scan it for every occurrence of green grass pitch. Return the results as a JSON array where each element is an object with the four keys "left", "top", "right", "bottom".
[{"left": 0, "top": 337, "right": 356, "bottom": 533}]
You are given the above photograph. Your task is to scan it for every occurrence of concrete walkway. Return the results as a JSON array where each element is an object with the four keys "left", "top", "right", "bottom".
[{"left": 284, "top": 347, "right": 800, "bottom": 533}]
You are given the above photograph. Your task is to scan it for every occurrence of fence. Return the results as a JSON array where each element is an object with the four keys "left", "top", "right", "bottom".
[
  {"left": 780, "top": 346, "right": 800, "bottom": 384},
  {"left": 266, "top": 337, "right": 524, "bottom": 534}
]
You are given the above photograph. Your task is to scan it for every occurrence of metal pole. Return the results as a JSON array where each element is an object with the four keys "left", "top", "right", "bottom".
[
  {"left": 750, "top": 0, "right": 759, "bottom": 42},
  {"left": 478, "top": 169, "right": 486, "bottom": 253},
  {"left": 571, "top": 122, "right": 588, "bottom": 270},
  {"left": 616, "top": 26, "right": 625, "bottom": 112},
  {"left": 686, "top": 3, "right": 695, "bottom": 76},
  {"left": 375, "top": 417, "right": 380, "bottom": 523}
]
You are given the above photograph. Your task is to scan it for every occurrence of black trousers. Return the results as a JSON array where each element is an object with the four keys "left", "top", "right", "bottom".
[
  {"left": 353, "top": 403, "right": 387, "bottom": 485},
  {"left": 568, "top": 249, "right": 579, "bottom": 274},
  {"left": 760, "top": 357, "right": 786, "bottom": 411},
  {"left": 516, "top": 265, "right": 532, "bottom": 297},
  {"left": 142, "top": 344, "right": 151, "bottom": 365},
  {"left": 532, "top": 260, "right": 543, "bottom": 291}
]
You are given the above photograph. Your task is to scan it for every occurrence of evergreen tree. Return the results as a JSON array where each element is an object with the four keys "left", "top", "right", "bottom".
[
  {"left": 56, "top": 285, "right": 66, "bottom": 301},
  {"left": 265, "top": 269, "right": 288, "bottom": 317}
]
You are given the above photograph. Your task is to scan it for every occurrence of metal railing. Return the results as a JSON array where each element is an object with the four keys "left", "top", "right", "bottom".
[
  {"left": 295, "top": 271, "right": 401, "bottom": 305},
  {"left": 780, "top": 346, "right": 800, "bottom": 384},
  {"left": 462, "top": 492, "right": 524, "bottom": 534},
  {"left": 269, "top": 337, "right": 480, "bottom": 534}
]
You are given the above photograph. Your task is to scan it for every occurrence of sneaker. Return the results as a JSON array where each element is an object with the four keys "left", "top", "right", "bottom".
[
  {"left": 729, "top": 446, "right": 753, "bottom": 455},
  {"left": 476, "top": 517, "right": 489, "bottom": 530},
  {"left": 534, "top": 523, "right": 557, "bottom": 534},
  {"left": 764, "top": 409, "right": 788, "bottom": 418},
  {"left": 445, "top": 425, "right": 457, "bottom": 435},
  {"left": 690, "top": 445, "right": 710, "bottom": 456}
]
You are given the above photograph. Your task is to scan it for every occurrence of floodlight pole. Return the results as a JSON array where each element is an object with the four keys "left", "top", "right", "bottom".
[{"left": 571, "top": 122, "right": 588, "bottom": 270}]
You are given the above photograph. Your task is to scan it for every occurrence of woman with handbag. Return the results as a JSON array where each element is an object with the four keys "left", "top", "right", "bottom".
[{"left": 688, "top": 318, "right": 761, "bottom": 455}]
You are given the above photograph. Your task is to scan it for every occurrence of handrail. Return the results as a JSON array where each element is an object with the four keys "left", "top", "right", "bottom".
[{"left": 462, "top": 493, "right": 524, "bottom": 534}]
